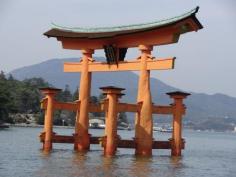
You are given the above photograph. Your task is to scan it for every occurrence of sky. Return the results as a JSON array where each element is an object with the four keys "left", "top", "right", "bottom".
[{"left": 0, "top": 0, "right": 236, "bottom": 97}]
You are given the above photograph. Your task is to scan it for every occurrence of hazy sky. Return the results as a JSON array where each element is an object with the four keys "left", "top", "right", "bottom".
[{"left": 0, "top": 0, "right": 236, "bottom": 97}]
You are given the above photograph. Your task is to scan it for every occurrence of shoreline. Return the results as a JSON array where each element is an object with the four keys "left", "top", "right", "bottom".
[
  {"left": 6, "top": 124, "right": 236, "bottom": 133},
  {"left": 9, "top": 124, "right": 74, "bottom": 129}
]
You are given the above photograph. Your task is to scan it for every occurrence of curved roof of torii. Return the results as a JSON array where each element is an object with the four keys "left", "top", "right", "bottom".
[{"left": 44, "top": 7, "right": 203, "bottom": 39}]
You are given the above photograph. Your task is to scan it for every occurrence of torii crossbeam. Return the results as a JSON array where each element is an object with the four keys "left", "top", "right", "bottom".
[{"left": 64, "top": 58, "right": 175, "bottom": 72}]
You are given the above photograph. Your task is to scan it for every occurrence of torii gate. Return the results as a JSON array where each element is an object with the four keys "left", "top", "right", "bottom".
[{"left": 39, "top": 7, "right": 202, "bottom": 156}]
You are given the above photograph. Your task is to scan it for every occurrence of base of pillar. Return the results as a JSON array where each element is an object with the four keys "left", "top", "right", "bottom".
[
  {"left": 43, "top": 141, "right": 52, "bottom": 151},
  {"left": 171, "top": 150, "right": 181, "bottom": 157},
  {"left": 104, "top": 145, "right": 116, "bottom": 156},
  {"left": 73, "top": 133, "right": 90, "bottom": 151},
  {"left": 135, "top": 148, "right": 152, "bottom": 157},
  {"left": 134, "top": 138, "right": 152, "bottom": 156},
  {"left": 169, "top": 138, "right": 184, "bottom": 157},
  {"left": 101, "top": 135, "right": 120, "bottom": 156}
]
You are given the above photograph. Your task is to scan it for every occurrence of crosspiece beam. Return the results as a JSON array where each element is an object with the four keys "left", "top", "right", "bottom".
[
  {"left": 64, "top": 58, "right": 175, "bottom": 72},
  {"left": 41, "top": 99, "right": 186, "bottom": 115},
  {"left": 39, "top": 134, "right": 181, "bottom": 149},
  {"left": 41, "top": 99, "right": 80, "bottom": 111}
]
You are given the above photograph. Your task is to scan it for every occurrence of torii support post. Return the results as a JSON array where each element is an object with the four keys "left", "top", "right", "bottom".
[
  {"left": 167, "top": 91, "right": 190, "bottom": 156},
  {"left": 100, "top": 86, "right": 125, "bottom": 156},
  {"left": 135, "top": 45, "right": 153, "bottom": 156},
  {"left": 40, "top": 87, "right": 61, "bottom": 151},
  {"left": 74, "top": 49, "right": 94, "bottom": 151}
]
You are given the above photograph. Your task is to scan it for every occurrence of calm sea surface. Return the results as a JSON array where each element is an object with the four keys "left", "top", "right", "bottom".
[{"left": 0, "top": 127, "right": 236, "bottom": 177}]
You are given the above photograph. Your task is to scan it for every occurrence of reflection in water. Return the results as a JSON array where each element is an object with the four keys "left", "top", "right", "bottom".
[
  {"left": 169, "top": 156, "right": 184, "bottom": 177},
  {"left": 101, "top": 156, "right": 118, "bottom": 177},
  {"left": 40, "top": 149, "right": 52, "bottom": 158},
  {"left": 73, "top": 151, "right": 88, "bottom": 162},
  {"left": 102, "top": 156, "right": 115, "bottom": 171},
  {"left": 35, "top": 150, "right": 185, "bottom": 177},
  {"left": 170, "top": 156, "right": 182, "bottom": 167},
  {"left": 129, "top": 156, "right": 153, "bottom": 177},
  {"left": 71, "top": 151, "right": 89, "bottom": 177}
]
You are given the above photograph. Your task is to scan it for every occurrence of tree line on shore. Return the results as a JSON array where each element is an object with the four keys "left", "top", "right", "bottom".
[{"left": 0, "top": 71, "right": 128, "bottom": 126}]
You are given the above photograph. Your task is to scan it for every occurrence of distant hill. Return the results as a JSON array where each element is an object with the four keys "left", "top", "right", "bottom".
[{"left": 10, "top": 58, "right": 236, "bottom": 122}]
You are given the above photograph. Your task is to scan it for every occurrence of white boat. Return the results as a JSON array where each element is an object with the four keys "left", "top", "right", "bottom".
[
  {"left": 0, "top": 124, "right": 9, "bottom": 129},
  {"left": 98, "top": 124, "right": 106, "bottom": 129},
  {"left": 117, "top": 125, "right": 132, "bottom": 131},
  {"left": 159, "top": 127, "right": 173, "bottom": 133},
  {"left": 153, "top": 126, "right": 162, "bottom": 131},
  {"left": 89, "top": 122, "right": 105, "bottom": 129},
  {"left": 90, "top": 123, "right": 131, "bottom": 130},
  {"left": 153, "top": 126, "right": 173, "bottom": 133}
]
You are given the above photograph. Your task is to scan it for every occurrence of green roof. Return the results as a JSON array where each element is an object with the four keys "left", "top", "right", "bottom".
[{"left": 44, "top": 6, "right": 202, "bottom": 38}]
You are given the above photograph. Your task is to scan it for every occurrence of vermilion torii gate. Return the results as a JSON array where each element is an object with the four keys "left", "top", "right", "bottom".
[{"left": 39, "top": 7, "right": 202, "bottom": 156}]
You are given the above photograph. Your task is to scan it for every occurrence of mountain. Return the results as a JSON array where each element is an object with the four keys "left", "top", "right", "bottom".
[{"left": 10, "top": 58, "right": 236, "bottom": 123}]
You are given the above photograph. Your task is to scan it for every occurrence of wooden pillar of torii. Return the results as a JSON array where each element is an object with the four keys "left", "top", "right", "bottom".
[
  {"left": 39, "top": 87, "right": 61, "bottom": 151},
  {"left": 100, "top": 86, "right": 125, "bottom": 156},
  {"left": 42, "top": 6, "right": 202, "bottom": 156},
  {"left": 167, "top": 91, "right": 190, "bottom": 156},
  {"left": 135, "top": 45, "right": 153, "bottom": 156},
  {"left": 74, "top": 49, "right": 94, "bottom": 151}
]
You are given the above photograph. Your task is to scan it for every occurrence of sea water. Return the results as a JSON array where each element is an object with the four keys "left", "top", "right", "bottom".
[{"left": 0, "top": 127, "right": 236, "bottom": 177}]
